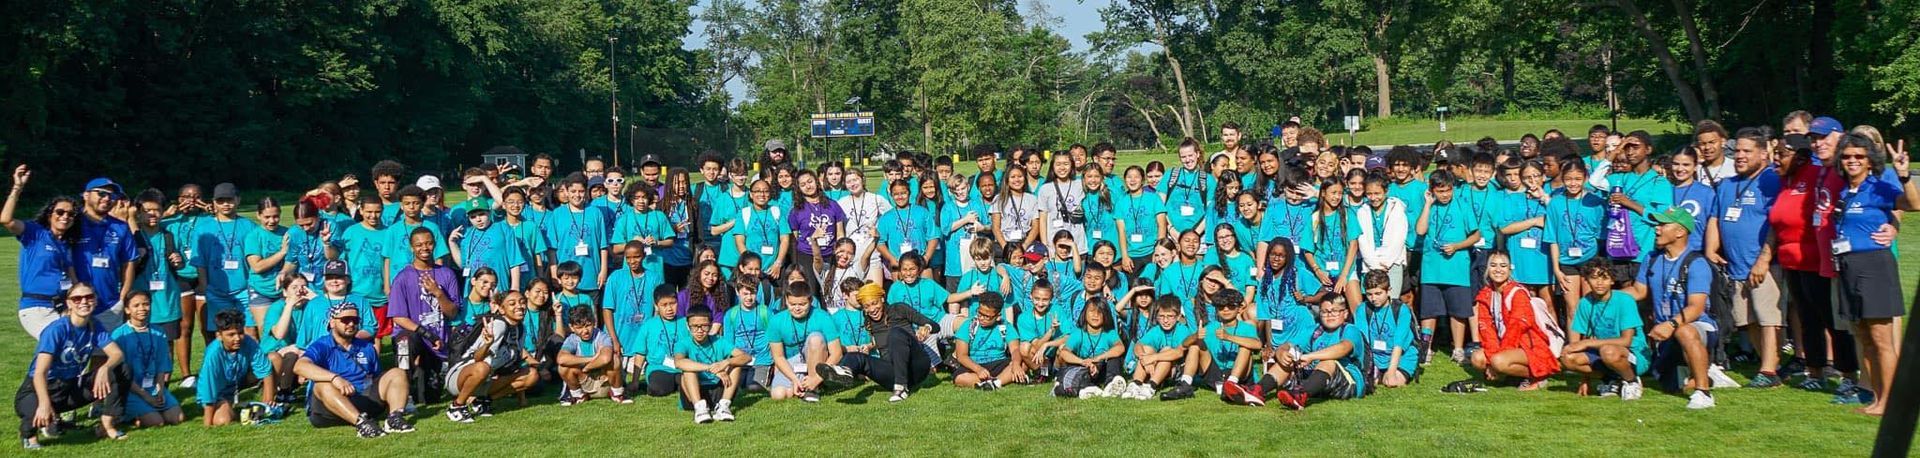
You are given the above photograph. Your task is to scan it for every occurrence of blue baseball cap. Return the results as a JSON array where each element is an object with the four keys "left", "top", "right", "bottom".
[
  {"left": 1809, "top": 117, "right": 1845, "bottom": 136},
  {"left": 82, "top": 177, "right": 122, "bottom": 197}
]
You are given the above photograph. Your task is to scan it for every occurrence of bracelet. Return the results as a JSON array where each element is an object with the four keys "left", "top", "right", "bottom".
[{"left": 1902, "top": 175, "right": 1912, "bottom": 184}]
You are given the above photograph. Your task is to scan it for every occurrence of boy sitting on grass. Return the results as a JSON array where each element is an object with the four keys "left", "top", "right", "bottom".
[
  {"left": 1559, "top": 260, "right": 1649, "bottom": 400},
  {"left": 674, "top": 307, "right": 751, "bottom": 424},
  {"left": 556, "top": 307, "right": 616, "bottom": 406}
]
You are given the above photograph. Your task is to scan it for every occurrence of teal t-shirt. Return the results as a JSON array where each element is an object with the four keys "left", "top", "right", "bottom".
[
  {"left": 954, "top": 268, "right": 1005, "bottom": 315},
  {"left": 612, "top": 209, "right": 672, "bottom": 270},
  {"left": 554, "top": 291, "right": 596, "bottom": 326},
  {"left": 1306, "top": 323, "right": 1369, "bottom": 398},
  {"left": 381, "top": 219, "right": 449, "bottom": 284},
  {"left": 766, "top": 309, "right": 838, "bottom": 360},
  {"left": 634, "top": 316, "right": 687, "bottom": 371},
  {"left": 954, "top": 319, "right": 1015, "bottom": 364},
  {"left": 673, "top": 334, "right": 737, "bottom": 385},
  {"left": 941, "top": 198, "right": 994, "bottom": 269},
  {"left": 706, "top": 189, "right": 749, "bottom": 268},
  {"left": 1356, "top": 302, "right": 1417, "bottom": 375},
  {"left": 1010, "top": 305, "right": 1068, "bottom": 342},
  {"left": 1203, "top": 320, "right": 1257, "bottom": 371},
  {"left": 1202, "top": 251, "right": 1257, "bottom": 293},
  {"left": 1573, "top": 292, "right": 1651, "bottom": 374},
  {"left": 876, "top": 205, "right": 937, "bottom": 259},
  {"left": 541, "top": 207, "right": 611, "bottom": 290},
  {"left": 1419, "top": 199, "right": 1476, "bottom": 286},
  {"left": 334, "top": 223, "right": 390, "bottom": 303},
  {"left": 602, "top": 268, "right": 663, "bottom": 352},
  {"left": 1268, "top": 303, "right": 1316, "bottom": 348},
  {"left": 1117, "top": 190, "right": 1165, "bottom": 258},
  {"left": 1494, "top": 189, "right": 1551, "bottom": 285},
  {"left": 1064, "top": 327, "right": 1120, "bottom": 359},
  {"left": 1545, "top": 188, "right": 1607, "bottom": 265},
  {"left": 242, "top": 226, "right": 291, "bottom": 300},
  {"left": 1459, "top": 184, "right": 1499, "bottom": 250},
  {"left": 731, "top": 205, "right": 789, "bottom": 264},
  {"left": 829, "top": 306, "right": 870, "bottom": 348},
  {"left": 1154, "top": 261, "right": 1207, "bottom": 309},
  {"left": 140, "top": 230, "right": 184, "bottom": 324},
  {"left": 458, "top": 223, "right": 527, "bottom": 288},
  {"left": 887, "top": 279, "right": 951, "bottom": 321},
  {"left": 722, "top": 304, "right": 776, "bottom": 364},
  {"left": 259, "top": 299, "right": 300, "bottom": 350},
  {"left": 193, "top": 217, "right": 258, "bottom": 298}
]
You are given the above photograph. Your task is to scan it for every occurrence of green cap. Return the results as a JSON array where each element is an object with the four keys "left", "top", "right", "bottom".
[{"left": 1649, "top": 207, "right": 1695, "bottom": 233}]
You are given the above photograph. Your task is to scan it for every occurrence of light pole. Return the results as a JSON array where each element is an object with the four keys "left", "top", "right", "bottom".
[{"left": 608, "top": 35, "right": 620, "bottom": 168}]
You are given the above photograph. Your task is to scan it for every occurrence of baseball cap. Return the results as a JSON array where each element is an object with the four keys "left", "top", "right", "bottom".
[
  {"left": 323, "top": 260, "right": 350, "bottom": 278},
  {"left": 1433, "top": 147, "right": 1462, "bottom": 165},
  {"left": 82, "top": 178, "right": 123, "bottom": 198},
  {"left": 1809, "top": 117, "right": 1845, "bottom": 136},
  {"left": 1365, "top": 154, "right": 1386, "bottom": 171},
  {"left": 212, "top": 183, "right": 238, "bottom": 201},
  {"left": 587, "top": 176, "right": 606, "bottom": 189},
  {"left": 328, "top": 301, "right": 361, "bottom": 318},
  {"left": 764, "top": 139, "right": 787, "bottom": 152},
  {"left": 1649, "top": 207, "right": 1695, "bottom": 233},
  {"left": 415, "top": 175, "right": 443, "bottom": 191},
  {"left": 639, "top": 154, "right": 662, "bottom": 167},
  {"left": 1208, "top": 151, "right": 1231, "bottom": 164},
  {"left": 466, "top": 205, "right": 492, "bottom": 216},
  {"left": 1022, "top": 242, "right": 1048, "bottom": 263}
]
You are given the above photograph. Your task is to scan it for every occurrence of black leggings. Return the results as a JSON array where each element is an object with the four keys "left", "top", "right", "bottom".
[
  {"left": 846, "top": 327, "right": 932, "bottom": 390},
  {"left": 1784, "top": 269, "right": 1858, "bottom": 373},
  {"left": 15, "top": 366, "right": 126, "bottom": 439}
]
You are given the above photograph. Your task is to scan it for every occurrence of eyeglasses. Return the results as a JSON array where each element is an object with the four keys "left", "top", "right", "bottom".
[
  {"left": 67, "top": 294, "right": 96, "bottom": 302},
  {"left": 88, "top": 190, "right": 117, "bottom": 199}
]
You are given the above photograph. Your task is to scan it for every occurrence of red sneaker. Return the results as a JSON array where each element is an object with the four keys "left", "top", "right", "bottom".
[
  {"left": 1280, "top": 389, "right": 1309, "bottom": 410},
  {"left": 1244, "top": 384, "right": 1267, "bottom": 407},
  {"left": 1220, "top": 381, "right": 1247, "bottom": 405}
]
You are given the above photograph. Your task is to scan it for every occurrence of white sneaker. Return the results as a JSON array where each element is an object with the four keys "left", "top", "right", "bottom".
[
  {"left": 1450, "top": 348, "right": 1467, "bottom": 363},
  {"left": 1686, "top": 390, "right": 1716, "bottom": 410},
  {"left": 1707, "top": 365, "right": 1739, "bottom": 389},
  {"left": 712, "top": 401, "right": 735, "bottom": 422},
  {"left": 888, "top": 390, "right": 910, "bottom": 403},
  {"left": 1619, "top": 381, "right": 1644, "bottom": 401},
  {"left": 1102, "top": 377, "right": 1128, "bottom": 398},
  {"left": 693, "top": 406, "right": 714, "bottom": 424},
  {"left": 1126, "top": 383, "right": 1150, "bottom": 400},
  {"left": 177, "top": 375, "right": 197, "bottom": 389},
  {"left": 1078, "top": 387, "right": 1106, "bottom": 399}
]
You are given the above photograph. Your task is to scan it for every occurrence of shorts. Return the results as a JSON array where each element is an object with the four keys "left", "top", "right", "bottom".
[
  {"left": 1579, "top": 348, "right": 1643, "bottom": 378},
  {"left": 248, "top": 292, "right": 278, "bottom": 309},
  {"left": 308, "top": 392, "right": 388, "bottom": 427},
  {"left": 640, "top": 371, "right": 678, "bottom": 397},
  {"left": 124, "top": 390, "right": 181, "bottom": 418},
  {"left": 770, "top": 353, "right": 809, "bottom": 390},
  {"left": 154, "top": 321, "right": 183, "bottom": 341},
  {"left": 1651, "top": 321, "right": 1719, "bottom": 390},
  {"left": 964, "top": 359, "right": 1011, "bottom": 378},
  {"left": 1730, "top": 267, "right": 1784, "bottom": 327},
  {"left": 1836, "top": 250, "right": 1904, "bottom": 321},
  {"left": 202, "top": 293, "right": 245, "bottom": 324},
  {"left": 678, "top": 382, "right": 724, "bottom": 411},
  {"left": 1417, "top": 284, "right": 1473, "bottom": 319},
  {"left": 1311, "top": 365, "right": 1359, "bottom": 400},
  {"left": 443, "top": 359, "right": 520, "bottom": 396}
]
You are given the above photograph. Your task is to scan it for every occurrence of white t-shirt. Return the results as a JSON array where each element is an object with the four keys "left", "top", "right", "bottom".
[{"left": 993, "top": 192, "right": 1040, "bottom": 243}]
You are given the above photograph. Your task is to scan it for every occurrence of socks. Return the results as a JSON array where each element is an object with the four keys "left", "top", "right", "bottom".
[
  {"left": 1301, "top": 370, "right": 1331, "bottom": 395},
  {"left": 610, "top": 387, "right": 626, "bottom": 397},
  {"left": 1178, "top": 375, "right": 1193, "bottom": 384},
  {"left": 1259, "top": 375, "right": 1280, "bottom": 393},
  {"left": 894, "top": 384, "right": 908, "bottom": 392}
]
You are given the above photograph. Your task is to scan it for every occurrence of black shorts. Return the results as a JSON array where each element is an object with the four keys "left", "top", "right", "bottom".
[
  {"left": 678, "top": 382, "right": 724, "bottom": 411},
  {"left": 154, "top": 321, "right": 183, "bottom": 341},
  {"left": 308, "top": 392, "right": 388, "bottom": 427},
  {"left": 1418, "top": 284, "right": 1474, "bottom": 319},
  {"left": 637, "top": 371, "right": 679, "bottom": 397},
  {"left": 966, "top": 360, "right": 1011, "bottom": 377},
  {"left": 1836, "top": 250, "right": 1904, "bottom": 321}
]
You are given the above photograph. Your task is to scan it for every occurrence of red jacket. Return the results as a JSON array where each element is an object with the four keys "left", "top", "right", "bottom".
[{"left": 1474, "top": 281, "right": 1560, "bottom": 378}]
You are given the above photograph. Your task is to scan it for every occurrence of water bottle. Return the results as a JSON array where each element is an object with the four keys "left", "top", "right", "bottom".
[{"left": 397, "top": 336, "right": 412, "bottom": 371}]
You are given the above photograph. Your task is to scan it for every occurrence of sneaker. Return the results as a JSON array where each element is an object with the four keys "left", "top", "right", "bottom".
[
  {"left": 801, "top": 390, "right": 820, "bottom": 403},
  {"left": 1450, "top": 348, "right": 1467, "bottom": 364},
  {"left": 1160, "top": 381, "right": 1196, "bottom": 401},
  {"left": 816, "top": 363, "right": 858, "bottom": 385},
  {"left": 1797, "top": 376, "right": 1827, "bottom": 391},
  {"left": 1686, "top": 390, "right": 1715, "bottom": 409},
  {"left": 1243, "top": 384, "right": 1267, "bottom": 407},
  {"left": 1276, "top": 387, "right": 1308, "bottom": 410},
  {"left": 1620, "top": 380, "right": 1644, "bottom": 401},
  {"left": 559, "top": 390, "right": 584, "bottom": 407},
  {"left": 976, "top": 379, "right": 1000, "bottom": 392},
  {"left": 1597, "top": 381, "right": 1620, "bottom": 397},
  {"left": 1129, "top": 383, "right": 1154, "bottom": 400},
  {"left": 609, "top": 392, "right": 633, "bottom": 404},
  {"left": 1831, "top": 379, "right": 1864, "bottom": 404},
  {"left": 21, "top": 438, "right": 40, "bottom": 451},
  {"left": 1746, "top": 373, "right": 1783, "bottom": 388},
  {"left": 1822, "top": 367, "right": 1845, "bottom": 380},
  {"left": 1078, "top": 387, "right": 1106, "bottom": 399},
  {"left": 1779, "top": 358, "right": 1806, "bottom": 376},
  {"left": 1219, "top": 381, "right": 1247, "bottom": 405},
  {"left": 473, "top": 397, "right": 494, "bottom": 417},
  {"left": 354, "top": 415, "right": 386, "bottom": 439},
  {"left": 693, "top": 407, "right": 714, "bottom": 425},
  {"left": 383, "top": 414, "right": 415, "bottom": 433},
  {"left": 713, "top": 401, "right": 736, "bottom": 422},
  {"left": 177, "top": 375, "right": 197, "bottom": 390},
  {"left": 888, "top": 389, "right": 910, "bottom": 403},
  {"left": 1706, "top": 365, "right": 1740, "bottom": 389},
  {"left": 444, "top": 404, "right": 473, "bottom": 423},
  {"left": 1103, "top": 377, "right": 1128, "bottom": 398}
]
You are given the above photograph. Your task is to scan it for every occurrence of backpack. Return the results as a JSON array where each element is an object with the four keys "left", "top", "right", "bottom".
[
  {"left": 1677, "top": 252, "right": 1733, "bottom": 325},
  {"left": 1528, "top": 296, "right": 1567, "bottom": 358},
  {"left": 448, "top": 312, "right": 520, "bottom": 365}
]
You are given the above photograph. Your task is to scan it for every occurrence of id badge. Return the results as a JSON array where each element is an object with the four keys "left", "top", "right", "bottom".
[
  {"left": 900, "top": 243, "right": 914, "bottom": 254},
  {"left": 223, "top": 259, "right": 240, "bottom": 270},
  {"left": 1833, "top": 237, "right": 1852, "bottom": 255},
  {"left": 758, "top": 246, "right": 775, "bottom": 256},
  {"left": 148, "top": 280, "right": 166, "bottom": 291},
  {"left": 303, "top": 272, "right": 316, "bottom": 282},
  {"left": 1518, "top": 237, "right": 1539, "bottom": 249},
  {"left": 1723, "top": 207, "right": 1742, "bottom": 222},
  {"left": 1130, "top": 234, "right": 1144, "bottom": 243},
  {"left": 1091, "top": 230, "right": 1104, "bottom": 240},
  {"left": 1372, "top": 340, "right": 1388, "bottom": 352},
  {"left": 1325, "top": 261, "right": 1339, "bottom": 272},
  {"left": 1179, "top": 206, "right": 1195, "bottom": 217},
  {"left": 574, "top": 242, "right": 590, "bottom": 257},
  {"left": 1567, "top": 246, "right": 1585, "bottom": 258},
  {"left": 59, "top": 280, "right": 73, "bottom": 290},
  {"left": 91, "top": 256, "right": 110, "bottom": 269}
]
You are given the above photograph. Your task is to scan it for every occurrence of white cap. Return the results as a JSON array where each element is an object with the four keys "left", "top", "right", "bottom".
[{"left": 415, "top": 175, "right": 442, "bottom": 191}]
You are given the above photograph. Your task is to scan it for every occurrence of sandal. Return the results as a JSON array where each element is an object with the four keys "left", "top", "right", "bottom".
[{"left": 1441, "top": 380, "right": 1488, "bottom": 394}]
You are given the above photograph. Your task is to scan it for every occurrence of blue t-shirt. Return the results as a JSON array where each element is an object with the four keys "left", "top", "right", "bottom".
[
  {"left": 954, "top": 318, "right": 1015, "bottom": 364},
  {"left": 876, "top": 205, "right": 937, "bottom": 259},
  {"left": 1573, "top": 292, "right": 1650, "bottom": 374},
  {"left": 1356, "top": 302, "right": 1416, "bottom": 374},
  {"left": 1011, "top": 305, "right": 1068, "bottom": 342},
  {"left": 672, "top": 334, "right": 737, "bottom": 385},
  {"left": 1459, "top": 184, "right": 1499, "bottom": 250},
  {"left": 301, "top": 336, "right": 380, "bottom": 396},
  {"left": 1203, "top": 251, "right": 1257, "bottom": 292},
  {"left": 1203, "top": 320, "right": 1257, "bottom": 371},
  {"left": 1545, "top": 189, "right": 1606, "bottom": 265},
  {"left": 954, "top": 268, "right": 1005, "bottom": 314},
  {"left": 723, "top": 304, "right": 776, "bottom": 364},
  {"left": 1258, "top": 201, "right": 1316, "bottom": 256},
  {"left": 1082, "top": 192, "right": 1124, "bottom": 250},
  {"left": 110, "top": 324, "right": 173, "bottom": 397},
  {"left": 1712, "top": 168, "right": 1780, "bottom": 278},
  {"left": 887, "top": 279, "right": 951, "bottom": 321},
  {"left": 194, "top": 217, "right": 259, "bottom": 298},
  {"left": 1420, "top": 199, "right": 1475, "bottom": 286},
  {"left": 705, "top": 188, "right": 749, "bottom": 268},
  {"left": 1834, "top": 176, "right": 1903, "bottom": 254},
  {"left": 632, "top": 317, "right": 684, "bottom": 369},
  {"left": 199, "top": 336, "right": 272, "bottom": 404},
  {"left": 828, "top": 306, "right": 870, "bottom": 348},
  {"left": 334, "top": 223, "right": 390, "bottom": 303},
  {"left": 381, "top": 219, "right": 450, "bottom": 284},
  {"left": 1493, "top": 189, "right": 1551, "bottom": 285},
  {"left": 1154, "top": 261, "right": 1207, "bottom": 310},
  {"left": 767, "top": 309, "right": 839, "bottom": 360},
  {"left": 1160, "top": 166, "right": 1216, "bottom": 232},
  {"left": 16, "top": 221, "right": 73, "bottom": 309},
  {"left": 30, "top": 318, "right": 108, "bottom": 379},
  {"left": 1117, "top": 190, "right": 1165, "bottom": 258},
  {"left": 601, "top": 268, "right": 664, "bottom": 351},
  {"left": 1670, "top": 181, "right": 1716, "bottom": 252},
  {"left": 1267, "top": 303, "right": 1316, "bottom": 348},
  {"left": 458, "top": 223, "right": 527, "bottom": 288},
  {"left": 542, "top": 207, "right": 611, "bottom": 290},
  {"left": 1064, "top": 327, "right": 1120, "bottom": 359},
  {"left": 1637, "top": 252, "right": 1715, "bottom": 326},
  {"left": 242, "top": 226, "right": 291, "bottom": 300},
  {"left": 941, "top": 199, "right": 994, "bottom": 269},
  {"left": 731, "top": 205, "right": 789, "bottom": 263},
  {"left": 1305, "top": 323, "right": 1369, "bottom": 397},
  {"left": 74, "top": 216, "right": 139, "bottom": 307},
  {"left": 1311, "top": 209, "right": 1356, "bottom": 279},
  {"left": 1135, "top": 322, "right": 1194, "bottom": 352}
]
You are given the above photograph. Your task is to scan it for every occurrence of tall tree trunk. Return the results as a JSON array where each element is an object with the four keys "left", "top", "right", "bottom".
[
  {"left": 1614, "top": 0, "right": 1707, "bottom": 122},
  {"left": 1669, "top": 0, "right": 1720, "bottom": 119},
  {"left": 1372, "top": 54, "right": 1393, "bottom": 119},
  {"left": 1151, "top": 17, "right": 1196, "bottom": 139},
  {"left": 1806, "top": 0, "right": 1836, "bottom": 111},
  {"left": 1501, "top": 54, "right": 1516, "bottom": 113}
]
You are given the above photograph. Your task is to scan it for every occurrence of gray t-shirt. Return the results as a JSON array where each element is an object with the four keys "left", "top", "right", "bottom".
[
  {"left": 993, "top": 193, "right": 1040, "bottom": 242},
  {"left": 460, "top": 318, "right": 521, "bottom": 368},
  {"left": 1035, "top": 179, "right": 1087, "bottom": 249},
  {"left": 561, "top": 329, "right": 612, "bottom": 358}
]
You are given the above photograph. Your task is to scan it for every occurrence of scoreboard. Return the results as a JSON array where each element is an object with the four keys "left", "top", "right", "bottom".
[{"left": 810, "top": 112, "right": 876, "bottom": 138}]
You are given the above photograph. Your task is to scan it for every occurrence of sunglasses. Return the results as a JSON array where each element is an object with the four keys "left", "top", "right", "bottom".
[
  {"left": 336, "top": 316, "right": 362, "bottom": 325},
  {"left": 67, "top": 293, "right": 96, "bottom": 302},
  {"left": 51, "top": 209, "right": 74, "bottom": 217},
  {"left": 1840, "top": 153, "right": 1870, "bottom": 160},
  {"left": 88, "top": 189, "right": 118, "bottom": 199}
]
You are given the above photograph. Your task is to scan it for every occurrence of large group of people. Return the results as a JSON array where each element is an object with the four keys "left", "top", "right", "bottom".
[{"left": 7, "top": 112, "right": 1915, "bottom": 449}]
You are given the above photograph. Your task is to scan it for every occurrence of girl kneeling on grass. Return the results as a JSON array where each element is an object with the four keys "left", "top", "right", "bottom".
[
  {"left": 1055, "top": 298, "right": 1126, "bottom": 399},
  {"left": 1469, "top": 251, "right": 1563, "bottom": 390}
]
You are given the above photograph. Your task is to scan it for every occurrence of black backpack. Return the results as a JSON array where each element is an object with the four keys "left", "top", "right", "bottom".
[
  {"left": 448, "top": 312, "right": 520, "bottom": 364},
  {"left": 1677, "top": 252, "right": 1732, "bottom": 320}
]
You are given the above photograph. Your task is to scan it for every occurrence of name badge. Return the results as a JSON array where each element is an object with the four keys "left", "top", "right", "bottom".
[
  {"left": 1518, "top": 237, "right": 1539, "bottom": 249},
  {"left": 1249, "top": 267, "right": 1260, "bottom": 278},
  {"left": 1567, "top": 246, "right": 1585, "bottom": 258},
  {"left": 574, "top": 242, "right": 590, "bottom": 257},
  {"left": 1179, "top": 206, "right": 1195, "bottom": 217},
  {"left": 1325, "top": 261, "right": 1339, "bottom": 272},
  {"left": 758, "top": 246, "right": 775, "bottom": 256},
  {"left": 462, "top": 268, "right": 472, "bottom": 278},
  {"left": 900, "top": 243, "right": 914, "bottom": 254},
  {"left": 224, "top": 260, "right": 240, "bottom": 270},
  {"left": 303, "top": 272, "right": 316, "bottom": 282},
  {"left": 59, "top": 280, "right": 73, "bottom": 290},
  {"left": 1372, "top": 340, "right": 1388, "bottom": 351},
  {"left": 1723, "top": 207, "right": 1742, "bottom": 222},
  {"left": 1130, "top": 234, "right": 1144, "bottom": 243},
  {"left": 91, "top": 257, "right": 109, "bottom": 269},
  {"left": 1091, "top": 230, "right": 1104, "bottom": 240},
  {"left": 1833, "top": 237, "right": 1852, "bottom": 255},
  {"left": 148, "top": 280, "right": 166, "bottom": 291}
]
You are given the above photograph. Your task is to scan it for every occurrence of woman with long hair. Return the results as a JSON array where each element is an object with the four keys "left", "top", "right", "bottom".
[{"left": 2, "top": 165, "right": 79, "bottom": 338}]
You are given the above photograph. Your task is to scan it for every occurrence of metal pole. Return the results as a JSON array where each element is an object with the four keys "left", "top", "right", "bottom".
[{"left": 609, "top": 36, "right": 620, "bottom": 168}]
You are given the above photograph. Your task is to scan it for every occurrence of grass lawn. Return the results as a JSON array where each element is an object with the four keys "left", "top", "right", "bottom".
[{"left": 0, "top": 119, "right": 1905, "bottom": 455}]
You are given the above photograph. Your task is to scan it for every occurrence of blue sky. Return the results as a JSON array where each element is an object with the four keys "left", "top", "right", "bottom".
[{"left": 683, "top": 0, "right": 1116, "bottom": 106}]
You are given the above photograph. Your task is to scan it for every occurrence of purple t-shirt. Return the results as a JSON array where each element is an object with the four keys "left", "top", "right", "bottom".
[
  {"left": 386, "top": 264, "right": 462, "bottom": 356},
  {"left": 788, "top": 199, "right": 847, "bottom": 257}
]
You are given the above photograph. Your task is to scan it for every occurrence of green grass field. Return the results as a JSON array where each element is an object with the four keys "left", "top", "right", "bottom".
[{"left": 0, "top": 118, "right": 1907, "bottom": 455}]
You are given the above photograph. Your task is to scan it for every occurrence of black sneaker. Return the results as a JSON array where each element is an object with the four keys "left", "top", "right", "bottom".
[
  {"left": 355, "top": 415, "right": 387, "bottom": 439},
  {"left": 383, "top": 413, "right": 415, "bottom": 433},
  {"left": 1160, "top": 381, "right": 1196, "bottom": 400},
  {"left": 816, "top": 363, "right": 859, "bottom": 386},
  {"left": 473, "top": 397, "right": 494, "bottom": 417},
  {"left": 444, "top": 404, "right": 473, "bottom": 423}
]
